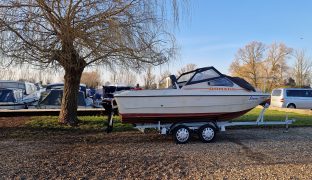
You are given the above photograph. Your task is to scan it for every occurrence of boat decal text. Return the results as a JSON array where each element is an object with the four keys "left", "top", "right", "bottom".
[{"left": 248, "top": 96, "right": 259, "bottom": 101}]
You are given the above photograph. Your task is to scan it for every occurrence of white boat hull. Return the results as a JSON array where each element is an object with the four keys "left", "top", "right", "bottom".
[{"left": 115, "top": 90, "right": 269, "bottom": 123}]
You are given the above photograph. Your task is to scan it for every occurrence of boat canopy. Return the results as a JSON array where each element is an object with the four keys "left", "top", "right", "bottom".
[
  {"left": 173, "top": 66, "right": 255, "bottom": 91},
  {"left": 39, "top": 89, "right": 87, "bottom": 106},
  {"left": 46, "top": 83, "right": 87, "bottom": 97},
  {"left": 0, "top": 81, "right": 25, "bottom": 89},
  {"left": 0, "top": 89, "right": 16, "bottom": 102},
  {"left": 0, "top": 81, "right": 38, "bottom": 96}
]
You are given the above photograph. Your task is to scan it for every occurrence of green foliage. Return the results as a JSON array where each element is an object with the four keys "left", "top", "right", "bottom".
[{"left": 26, "top": 115, "right": 135, "bottom": 132}]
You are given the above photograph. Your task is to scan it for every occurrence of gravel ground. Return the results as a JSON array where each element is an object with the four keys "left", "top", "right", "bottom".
[{"left": 1, "top": 126, "right": 312, "bottom": 179}]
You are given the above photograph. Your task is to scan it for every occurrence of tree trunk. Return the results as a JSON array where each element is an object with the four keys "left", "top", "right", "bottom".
[{"left": 59, "top": 67, "right": 84, "bottom": 125}]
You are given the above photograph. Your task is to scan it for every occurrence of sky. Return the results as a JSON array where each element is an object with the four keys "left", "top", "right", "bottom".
[
  {"left": 6, "top": 0, "right": 311, "bottom": 85},
  {"left": 170, "top": 0, "right": 312, "bottom": 75}
]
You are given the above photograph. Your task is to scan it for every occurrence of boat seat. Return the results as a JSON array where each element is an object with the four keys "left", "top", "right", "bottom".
[{"left": 169, "top": 75, "right": 179, "bottom": 89}]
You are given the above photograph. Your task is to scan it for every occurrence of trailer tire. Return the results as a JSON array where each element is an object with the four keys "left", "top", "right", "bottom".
[
  {"left": 198, "top": 124, "right": 216, "bottom": 143},
  {"left": 173, "top": 125, "right": 191, "bottom": 144}
]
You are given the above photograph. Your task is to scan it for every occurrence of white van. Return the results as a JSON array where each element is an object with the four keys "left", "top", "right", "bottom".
[{"left": 271, "top": 88, "right": 312, "bottom": 109}]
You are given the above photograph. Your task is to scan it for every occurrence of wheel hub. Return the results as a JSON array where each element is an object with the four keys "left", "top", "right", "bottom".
[
  {"left": 202, "top": 127, "right": 214, "bottom": 141},
  {"left": 176, "top": 128, "right": 189, "bottom": 142}
]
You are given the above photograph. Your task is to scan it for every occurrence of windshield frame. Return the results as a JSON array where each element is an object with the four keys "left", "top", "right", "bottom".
[
  {"left": 176, "top": 66, "right": 224, "bottom": 87},
  {"left": 177, "top": 71, "right": 196, "bottom": 83}
]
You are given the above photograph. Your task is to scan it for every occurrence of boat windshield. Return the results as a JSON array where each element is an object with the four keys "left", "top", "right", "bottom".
[
  {"left": 189, "top": 69, "right": 220, "bottom": 83},
  {"left": 177, "top": 71, "right": 196, "bottom": 84},
  {"left": 177, "top": 68, "right": 221, "bottom": 86}
]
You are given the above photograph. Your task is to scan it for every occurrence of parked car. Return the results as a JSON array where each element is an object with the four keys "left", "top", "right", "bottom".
[{"left": 271, "top": 88, "right": 312, "bottom": 109}]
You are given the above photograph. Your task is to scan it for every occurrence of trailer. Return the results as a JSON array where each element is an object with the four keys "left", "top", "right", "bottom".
[{"left": 105, "top": 104, "right": 295, "bottom": 144}]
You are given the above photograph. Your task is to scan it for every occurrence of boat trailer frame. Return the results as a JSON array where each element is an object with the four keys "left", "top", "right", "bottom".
[
  {"left": 105, "top": 104, "right": 295, "bottom": 143},
  {"left": 133, "top": 104, "right": 294, "bottom": 132}
]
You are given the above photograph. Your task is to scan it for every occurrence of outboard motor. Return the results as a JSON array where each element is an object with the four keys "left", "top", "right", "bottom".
[
  {"left": 102, "top": 97, "right": 120, "bottom": 133},
  {"left": 102, "top": 99, "right": 114, "bottom": 133}
]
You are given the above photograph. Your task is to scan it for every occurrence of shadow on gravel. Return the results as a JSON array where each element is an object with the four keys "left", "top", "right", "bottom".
[{"left": 0, "top": 115, "right": 307, "bottom": 147}]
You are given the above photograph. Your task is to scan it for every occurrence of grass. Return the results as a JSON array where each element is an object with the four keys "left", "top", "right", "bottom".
[
  {"left": 25, "top": 115, "right": 135, "bottom": 132},
  {"left": 0, "top": 116, "right": 134, "bottom": 139},
  {"left": 233, "top": 108, "right": 312, "bottom": 126}
]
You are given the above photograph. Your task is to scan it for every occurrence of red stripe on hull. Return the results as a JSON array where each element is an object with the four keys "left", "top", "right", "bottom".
[{"left": 120, "top": 109, "right": 252, "bottom": 124}]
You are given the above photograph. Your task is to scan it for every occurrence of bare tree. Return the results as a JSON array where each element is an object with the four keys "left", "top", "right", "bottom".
[
  {"left": 0, "top": 0, "right": 182, "bottom": 125},
  {"left": 263, "top": 43, "right": 292, "bottom": 91},
  {"left": 80, "top": 71, "right": 102, "bottom": 88},
  {"left": 158, "top": 70, "right": 171, "bottom": 88},
  {"left": 177, "top": 63, "right": 197, "bottom": 76},
  {"left": 123, "top": 69, "right": 137, "bottom": 86},
  {"left": 0, "top": 67, "right": 17, "bottom": 80},
  {"left": 229, "top": 41, "right": 265, "bottom": 88},
  {"left": 293, "top": 49, "right": 312, "bottom": 87},
  {"left": 109, "top": 72, "right": 118, "bottom": 85},
  {"left": 144, "top": 66, "right": 156, "bottom": 89},
  {"left": 109, "top": 68, "right": 137, "bottom": 86},
  {"left": 0, "top": 68, "right": 7, "bottom": 79}
]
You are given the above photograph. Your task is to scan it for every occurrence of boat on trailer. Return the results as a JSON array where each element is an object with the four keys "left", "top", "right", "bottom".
[
  {"left": 107, "top": 66, "right": 294, "bottom": 143},
  {"left": 115, "top": 66, "right": 269, "bottom": 123}
]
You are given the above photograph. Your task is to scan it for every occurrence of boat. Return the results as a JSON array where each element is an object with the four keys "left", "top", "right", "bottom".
[
  {"left": 0, "top": 88, "right": 26, "bottom": 110},
  {"left": 46, "top": 83, "right": 88, "bottom": 98},
  {"left": 0, "top": 80, "right": 41, "bottom": 108},
  {"left": 101, "top": 84, "right": 134, "bottom": 110},
  {"left": 114, "top": 66, "right": 270, "bottom": 124},
  {"left": 37, "top": 89, "right": 93, "bottom": 109}
]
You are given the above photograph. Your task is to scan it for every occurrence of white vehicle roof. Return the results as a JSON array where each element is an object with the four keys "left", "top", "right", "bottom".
[{"left": 273, "top": 88, "right": 312, "bottom": 91}]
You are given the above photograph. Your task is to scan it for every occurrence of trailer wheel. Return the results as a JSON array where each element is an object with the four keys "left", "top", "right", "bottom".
[
  {"left": 198, "top": 124, "right": 216, "bottom": 143},
  {"left": 173, "top": 125, "right": 191, "bottom": 144}
]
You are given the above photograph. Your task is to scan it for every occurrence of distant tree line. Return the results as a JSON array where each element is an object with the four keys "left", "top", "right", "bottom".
[
  {"left": 230, "top": 41, "right": 312, "bottom": 92},
  {"left": 143, "top": 63, "right": 197, "bottom": 89},
  {"left": 5, "top": 41, "right": 310, "bottom": 93},
  {"left": 0, "top": 64, "right": 55, "bottom": 84}
]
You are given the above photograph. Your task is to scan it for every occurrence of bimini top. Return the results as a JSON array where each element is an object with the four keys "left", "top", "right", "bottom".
[
  {"left": 39, "top": 89, "right": 87, "bottom": 106},
  {"left": 46, "top": 83, "right": 87, "bottom": 97},
  {"left": 0, "top": 80, "right": 26, "bottom": 90},
  {"left": 173, "top": 66, "right": 256, "bottom": 92}
]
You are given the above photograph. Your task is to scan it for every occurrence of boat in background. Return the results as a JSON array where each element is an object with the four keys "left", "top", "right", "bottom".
[
  {"left": 45, "top": 83, "right": 88, "bottom": 98},
  {"left": 114, "top": 66, "right": 270, "bottom": 124},
  {"left": 37, "top": 89, "right": 91, "bottom": 109},
  {"left": 0, "top": 80, "right": 40, "bottom": 109},
  {"left": 38, "top": 83, "right": 94, "bottom": 109},
  {"left": 0, "top": 88, "right": 26, "bottom": 110}
]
